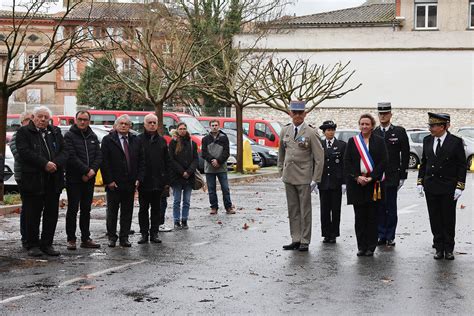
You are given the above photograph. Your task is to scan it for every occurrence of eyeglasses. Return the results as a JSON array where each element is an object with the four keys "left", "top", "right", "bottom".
[
  {"left": 77, "top": 118, "right": 90, "bottom": 122},
  {"left": 146, "top": 121, "right": 157, "bottom": 124}
]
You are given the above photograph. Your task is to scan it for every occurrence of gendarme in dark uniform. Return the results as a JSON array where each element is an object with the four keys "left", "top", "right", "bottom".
[
  {"left": 318, "top": 120, "right": 346, "bottom": 243},
  {"left": 373, "top": 102, "right": 409, "bottom": 246},
  {"left": 278, "top": 101, "right": 324, "bottom": 252},
  {"left": 417, "top": 112, "right": 467, "bottom": 260}
]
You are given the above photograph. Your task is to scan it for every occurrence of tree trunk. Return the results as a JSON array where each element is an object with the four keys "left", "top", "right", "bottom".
[
  {"left": 0, "top": 92, "right": 10, "bottom": 202},
  {"left": 154, "top": 101, "right": 164, "bottom": 135},
  {"left": 235, "top": 104, "right": 243, "bottom": 173}
]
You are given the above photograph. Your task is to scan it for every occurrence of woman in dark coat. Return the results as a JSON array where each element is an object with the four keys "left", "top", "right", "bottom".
[
  {"left": 169, "top": 122, "right": 199, "bottom": 229},
  {"left": 344, "top": 114, "right": 388, "bottom": 257}
]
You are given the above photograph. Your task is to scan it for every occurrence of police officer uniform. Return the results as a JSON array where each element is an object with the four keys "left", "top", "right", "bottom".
[
  {"left": 318, "top": 121, "right": 346, "bottom": 243},
  {"left": 417, "top": 113, "right": 467, "bottom": 260},
  {"left": 278, "top": 101, "right": 324, "bottom": 251},
  {"left": 373, "top": 102, "right": 409, "bottom": 246}
]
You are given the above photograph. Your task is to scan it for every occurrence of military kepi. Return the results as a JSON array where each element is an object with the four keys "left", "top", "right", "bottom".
[
  {"left": 428, "top": 112, "right": 450, "bottom": 125},
  {"left": 289, "top": 100, "right": 306, "bottom": 111},
  {"left": 319, "top": 120, "right": 337, "bottom": 131},
  {"left": 377, "top": 102, "right": 391, "bottom": 113}
]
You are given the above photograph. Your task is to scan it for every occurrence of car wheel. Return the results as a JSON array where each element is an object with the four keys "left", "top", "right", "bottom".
[
  {"left": 258, "top": 154, "right": 266, "bottom": 167},
  {"left": 409, "top": 153, "right": 419, "bottom": 169}
]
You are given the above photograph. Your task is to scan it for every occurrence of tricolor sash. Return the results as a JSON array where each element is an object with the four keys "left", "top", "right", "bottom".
[
  {"left": 353, "top": 134, "right": 374, "bottom": 175},
  {"left": 353, "top": 134, "right": 383, "bottom": 201}
]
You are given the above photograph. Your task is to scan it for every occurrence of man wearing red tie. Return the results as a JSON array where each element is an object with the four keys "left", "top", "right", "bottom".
[
  {"left": 417, "top": 112, "right": 466, "bottom": 260},
  {"left": 101, "top": 115, "right": 145, "bottom": 248}
]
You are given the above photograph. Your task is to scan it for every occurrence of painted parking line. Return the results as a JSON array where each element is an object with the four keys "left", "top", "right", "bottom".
[
  {"left": 59, "top": 259, "right": 148, "bottom": 287},
  {"left": 398, "top": 204, "right": 420, "bottom": 215},
  {"left": 0, "top": 292, "right": 40, "bottom": 305}
]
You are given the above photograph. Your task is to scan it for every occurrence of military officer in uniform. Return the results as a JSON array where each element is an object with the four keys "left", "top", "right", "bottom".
[
  {"left": 318, "top": 121, "right": 346, "bottom": 243},
  {"left": 373, "top": 102, "right": 409, "bottom": 246},
  {"left": 278, "top": 101, "right": 324, "bottom": 252},
  {"left": 417, "top": 113, "right": 466, "bottom": 260}
]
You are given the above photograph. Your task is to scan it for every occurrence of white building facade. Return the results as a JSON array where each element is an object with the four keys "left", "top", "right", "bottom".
[{"left": 235, "top": 0, "right": 474, "bottom": 129}]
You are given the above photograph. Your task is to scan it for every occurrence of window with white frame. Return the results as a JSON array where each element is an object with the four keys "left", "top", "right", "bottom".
[
  {"left": 64, "top": 59, "right": 77, "bottom": 81},
  {"left": 26, "top": 89, "right": 41, "bottom": 104},
  {"left": 415, "top": 0, "right": 437, "bottom": 29},
  {"left": 27, "top": 54, "right": 40, "bottom": 70},
  {"left": 470, "top": 1, "right": 474, "bottom": 28}
]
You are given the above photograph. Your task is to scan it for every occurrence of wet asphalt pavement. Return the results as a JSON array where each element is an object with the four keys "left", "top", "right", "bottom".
[{"left": 0, "top": 171, "right": 473, "bottom": 314}]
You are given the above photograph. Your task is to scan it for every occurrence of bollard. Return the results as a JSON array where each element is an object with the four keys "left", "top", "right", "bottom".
[
  {"left": 470, "top": 157, "right": 474, "bottom": 172},
  {"left": 243, "top": 140, "right": 259, "bottom": 173}
]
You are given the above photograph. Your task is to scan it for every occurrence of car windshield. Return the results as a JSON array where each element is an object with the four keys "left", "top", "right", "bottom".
[
  {"left": 270, "top": 122, "right": 282, "bottom": 136},
  {"left": 226, "top": 132, "right": 256, "bottom": 145},
  {"left": 458, "top": 129, "right": 474, "bottom": 139},
  {"left": 180, "top": 116, "right": 208, "bottom": 135},
  {"left": 90, "top": 127, "right": 110, "bottom": 142}
]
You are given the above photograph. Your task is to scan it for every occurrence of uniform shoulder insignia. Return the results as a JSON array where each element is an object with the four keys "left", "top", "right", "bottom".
[
  {"left": 284, "top": 123, "right": 291, "bottom": 126},
  {"left": 456, "top": 182, "right": 465, "bottom": 190},
  {"left": 308, "top": 124, "right": 315, "bottom": 129}
]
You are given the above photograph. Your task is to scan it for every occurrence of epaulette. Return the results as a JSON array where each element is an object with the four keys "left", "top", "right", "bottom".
[
  {"left": 284, "top": 123, "right": 291, "bottom": 126},
  {"left": 456, "top": 182, "right": 465, "bottom": 190},
  {"left": 308, "top": 124, "right": 316, "bottom": 129}
]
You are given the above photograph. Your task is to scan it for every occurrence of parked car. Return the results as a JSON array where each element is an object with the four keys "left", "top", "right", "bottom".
[
  {"left": 58, "top": 125, "right": 136, "bottom": 143},
  {"left": 3, "top": 144, "right": 16, "bottom": 188},
  {"left": 227, "top": 145, "right": 261, "bottom": 170},
  {"left": 321, "top": 129, "right": 359, "bottom": 143},
  {"left": 457, "top": 127, "right": 474, "bottom": 140},
  {"left": 221, "top": 129, "right": 278, "bottom": 167}
]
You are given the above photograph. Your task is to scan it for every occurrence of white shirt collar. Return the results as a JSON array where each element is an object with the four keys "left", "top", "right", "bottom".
[
  {"left": 292, "top": 122, "right": 305, "bottom": 131},
  {"left": 436, "top": 132, "right": 447, "bottom": 143}
]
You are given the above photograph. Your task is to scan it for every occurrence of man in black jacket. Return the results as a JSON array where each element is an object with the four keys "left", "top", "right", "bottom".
[
  {"left": 64, "top": 111, "right": 102, "bottom": 250},
  {"left": 137, "top": 114, "right": 170, "bottom": 244},
  {"left": 201, "top": 120, "right": 234, "bottom": 215},
  {"left": 417, "top": 113, "right": 467, "bottom": 260},
  {"left": 318, "top": 121, "right": 346, "bottom": 243},
  {"left": 373, "top": 102, "right": 410, "bottom": 247},
  {"left": 101, "top": 114, "right": 145, "bottom": 248},
  {"left": 16, "top": 106, "right": 68, "bottom": 257}
]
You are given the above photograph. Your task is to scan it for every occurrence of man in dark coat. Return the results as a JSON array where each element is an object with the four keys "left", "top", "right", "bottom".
[
  {"left": 318, "top": 120, "right": 346, "bottom": 243},
  {"left": 64, "top": 110, "right": 102, "bottom": 250},
  {"left": 137, "top": 114, "right": 170, "bottom": 244},
  {"left": 201, "top": 120, "right": 234, "bottom": 215},
  {"left": 373, "top": 102, "right": 410, "bottom": 247},
  {"left": 101, "top": 114, "right": 145, "bottom": 247},
  {"left": 417, "top": 112, "right": 467, "bottom": 260},
  {"left": 16, "top": 106, "right": 68, "bottom": 257}
]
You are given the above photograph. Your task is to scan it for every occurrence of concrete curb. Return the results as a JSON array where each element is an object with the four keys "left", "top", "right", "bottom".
[{"left": 0, "top": 171, "right": 279, "bottom": 216}]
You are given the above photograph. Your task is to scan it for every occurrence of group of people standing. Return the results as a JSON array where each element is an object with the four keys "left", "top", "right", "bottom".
[
  {"left": 278, "top": 101, "right": 467, "bottom": 260},
  {"left": 11, "top": 107, "right": 235, "bottom": 257}
]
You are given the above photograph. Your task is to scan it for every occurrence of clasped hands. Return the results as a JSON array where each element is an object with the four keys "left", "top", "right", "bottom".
[{"left": 356, "top": 175, "right": 372, "bottom": 186}]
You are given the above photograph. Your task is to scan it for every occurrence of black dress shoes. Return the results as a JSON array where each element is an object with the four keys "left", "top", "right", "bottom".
[
  {"left": 365, "top": 250, "right": 374, "bottom": 257},
  {"left": 137, "top": 235, "right": 149, "bottom": 244},
  {"left": 434, "top": 251, "right": 444, "bottom": 259},
  {"left": 40, "top": 246, "right": 60, "bottom": 256},
  {"left": 357, "top": 250, "right": 366, "bottom": 257},
  {"left": 108, "top": 240, "right": 116, "bottom": 248},
  {"left": 322, "top": 237, "right": 330, "bottom": 243},
  {"left": 329, "top": 238, "right": 336, "bottom": 244},
  {"left": 377, "top": 239, "right": 386, "bottom": 246},
  {"left": 298, "top": 243, "right": 309, "bottom": 251},
  {"left": 150, "top": 234, "right": 162, "bottom": 243},
  {"left": 120, "top": 239, "right": 132, "bottom": 247},
  {"left": 445, "top": 252, "right": 455, "bottom": 260},
  {"left": 386, "top": 240, "right": 396, "bottom": 247},
  {"left": 28, "top": 247, "right": 43, "bottom": 257},
  {"left": 283, "top": 242, "right": 300, "bottom": 250}
]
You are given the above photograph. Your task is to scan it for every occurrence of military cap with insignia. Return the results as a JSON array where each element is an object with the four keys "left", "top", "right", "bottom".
[
  {"left": 428, "top": 112, "right": 450, "bottom": 125},
  {"left": 319, "top": 120, "right": 337, "bottom": 131},
  {"left": 289, "top": 100, "right": 306, "bottom": 111},
  {"left": 377, "top": 102, "right": 392, "bottom": 113}
]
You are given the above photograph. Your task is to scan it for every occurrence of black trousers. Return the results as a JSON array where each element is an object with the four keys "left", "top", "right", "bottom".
[
  {"left": 319, "top": 188, "right": 342, "bottom": 238},
  {"left": 138, "top": 190, "right": 163, "bottom": 236},
  {"left": 22, "top": 189, "right": 60, "bottom": 248},
  {"left": 353, "top": 201, "right": 378, "bottom": 252},
  {"left": 426, "top": 192, "right": 457, "bottom": 253},
  {"left": 106, "top": 190, "right": 135, "bottom": 241},
  {"left": 66, "top": 181, "right": 95, "bottom": 242},
  {"left": 160, "top": 195, "right": 167, "bottom": 225},
  {"left": 377, "top": 185, "right": 398, "bottom": 241}
]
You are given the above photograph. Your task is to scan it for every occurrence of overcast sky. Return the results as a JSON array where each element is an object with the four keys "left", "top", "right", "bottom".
[{"left": 287, "top": 0, "right": 366, "bottom": 16}]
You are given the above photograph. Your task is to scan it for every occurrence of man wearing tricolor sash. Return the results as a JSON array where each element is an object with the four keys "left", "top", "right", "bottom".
[{"left": 344, "top": 114, "right": 388, "bottom": 257}]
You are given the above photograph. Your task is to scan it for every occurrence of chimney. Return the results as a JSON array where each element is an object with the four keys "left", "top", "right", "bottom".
[{"left": 396, "top": 0, "right": 401, "bottom": 17}]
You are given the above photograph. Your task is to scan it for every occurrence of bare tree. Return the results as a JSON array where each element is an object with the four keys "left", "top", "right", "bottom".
[
  {"left": 94, "top": 4, "right": 224, "bottom": 132},
  {"left": 252, "top": 58, "right": 362, "bottom": 114},
  {"left": 0, "top": 0, "right": 96, "bottom": 201}
]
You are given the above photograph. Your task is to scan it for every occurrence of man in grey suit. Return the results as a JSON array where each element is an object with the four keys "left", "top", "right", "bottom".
[{"left": 278, "top": 101, "right": 324, "bottom": 251}]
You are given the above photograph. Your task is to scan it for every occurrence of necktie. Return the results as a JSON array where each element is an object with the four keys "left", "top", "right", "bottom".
[
  {"left": 382, "top": 128, "right": 386, "bottom": 138},
  {"left": 294, "top": 127, "right": 298, "bottom": 140},
  {"left": 122, "top": 136, "right": 131, "bottom": 170},
  {"left": 328, "top": 140, "right": 332, "bottom": 148},
  {"left": 41, "top": 130, "right": 52, "bottom": 160},
  {"left": 435, "top": 138, "right": 441, "bottom": 156}
]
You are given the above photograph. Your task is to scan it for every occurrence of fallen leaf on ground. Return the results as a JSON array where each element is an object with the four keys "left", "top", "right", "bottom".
[
  {"left": 59, "top": 199, "right": 67, "bottom": 208},
  {"left": 381, "top": 277, "right": 394, "bottom": 284},
  {"left": 256, "top": 207, "right": 263, "bottom": 211},
  {"left": 455, "top": 251, "right": 468, "bottom": 255},
  {"left": 92, "top": 198, "right": 106, "bottom": 207},
  {"left": 243, "top": 223, "right": 249, "bottom": 230},
  {"left": 217, "top": 221, "right": 222, "bottom": 225},
  {"left": 77, "top": 285, "right": 96, "bottom": 290},
  {"left": 460, "top": 204, "right": 466, "bottom": 209}
]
